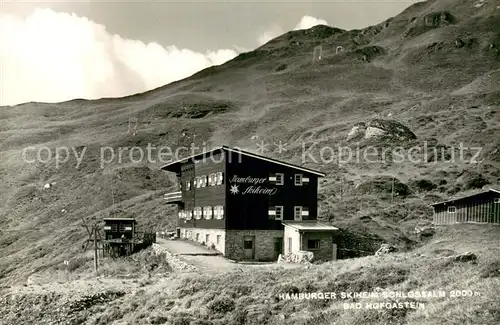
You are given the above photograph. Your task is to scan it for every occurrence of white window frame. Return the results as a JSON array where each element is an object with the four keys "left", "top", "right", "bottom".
[
  {"left": 276, "top": 173, "right": 284, "bottom": 185},
  {"left": 216, "top": 235, "right": 221, "bottom": 244},
  {"left": 294, "top": 206, "right": 303, "bottom": 220},
  {"left": 186, "top": 180, "right": 191, "bottom": 190},
  {"left": 214, "top": 206, "right": 224, "bottom": 219},
  {"left": 208, "top": 173, "right": 215, "bottom": 186},
  {"left": 203, "top": 206, "right": 213, "bottom": 219},
  {"left": 195, "top": 177, "right": 200, "bottom": 188},
  {"left": 273, "top": 206, "right": 284, "bottom": 220},
  {"left": 186, "top": 210, "right": 193, "bottom": 220},
  {"left": 447, "top": 206, "right": 456, "bottom": 213},
  {"left": 216, "top": 172, "right": 223, "bottom": 185},
  {"left": 294, "top": 174, "right": 303, "bottom": 186},
  {"left": 194, "top": 207, "right": 202, "bottom": 219},
  {"left": 494, "top": 198, "right": 500, "bottom": 204}
]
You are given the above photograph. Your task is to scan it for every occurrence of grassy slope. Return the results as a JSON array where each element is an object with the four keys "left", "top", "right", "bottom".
[{"left": 0, "top": 0, "right": 500, "bottom": 322}]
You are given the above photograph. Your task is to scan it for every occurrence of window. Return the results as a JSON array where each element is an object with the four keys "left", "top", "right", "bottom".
[
  {"left": 111, "top": 224, "right": 118, "bottom": 232},
  {"left": 178, "top": 210, "right": 184, "bottom": 219},
  {"left": 294, "top": 206, "right": 303, "bottom": 220},
  {"left": 307, "top": 239, "right": 320, "bottom": 250},
  {"left": 276, "top": 173, "right": 284, "bottom": 185},
  {"left": 119, "top": 224, "right": 126, "bottom": 232},
  {"left": 200, "top": 175, "right": 207, "bottom": 187},
  {"left": 269, "top": 206, "right": 284, "bottom": 220},
  {"left": 208, "top": 173, "right": 215, "bottom": 186},
  {"left": 195, "top": 233, "right": 199, "bottom": 241},
  {"left": 194, "top": 207, "right": 202, "bottom": 219},
  {"left": 495, "top": 198, "right": 500, "bottom": 204},
  {"left": 216, "top": 172, "right": 224, "bottom": 185},
  {"left": 294, "top": 174, "right": 303, "bottom": 186},
  {"left": 205, "top": 234, "right": 210, "bottom": 244},
  {"left": 447, "top": 206, "right": 456, "bottom": 213},
  {"left": 195, "top": 177, "right": 200, "bottom": 188},
  {"left": 203, "top": 206, "right": 213, "bottom": 219},
  {"left": 244, "top": 240, "right": 253, "bottom": 249},
  {"left": 186, "top": 180, "right": 191, "bottom": 191},
  {"left": 217, "top": 235, "right": 221, "bottom": 244},
  {"left": 185, "top": 210, "right": 193, "bottom": 220},
  {"left": 214, "top": 206, "right": 225, "bottom": 219}
]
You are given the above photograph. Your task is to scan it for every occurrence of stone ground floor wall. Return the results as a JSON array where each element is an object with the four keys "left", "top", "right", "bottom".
[
  {"left": 301, "top": 231, "right": 337, "bottom": 261},
  {"left": 225, "top": 230, "right": 284, "bottom": 261},
  {"left": 180, "top": 228, "right": 226, "bottom": 255}
]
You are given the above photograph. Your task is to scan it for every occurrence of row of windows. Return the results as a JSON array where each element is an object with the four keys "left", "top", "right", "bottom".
[
  {"left": 103, "top": 224, "right": 132, "bottom": 232},
  {"left": 447, "top": 199, "right": 500, "bottom": 213},
  {"left": 185, "top": 172, "right": 224, "bottom": 190},
  {"left": 268, "top": 173, "right": 310, "bottom": 186},
  {"left": 269, "top": 206, "right": 309, "bottom": 220},
  {"left": 178, "top": 206, "right": 225, "bottom": 220},
  {"left": 182, "top": 172, "right": 311, "bottom": 190}
]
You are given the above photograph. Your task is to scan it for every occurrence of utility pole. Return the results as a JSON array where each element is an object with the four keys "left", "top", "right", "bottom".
[
  {"left": 93, "top": 224, "right": 98, "bottom": 276},
  {"left": 340, "top": 177, "right": 343, "bottom": 202},
  {"left": 391, "top": 176, "right": 395, "bottom": 204}
]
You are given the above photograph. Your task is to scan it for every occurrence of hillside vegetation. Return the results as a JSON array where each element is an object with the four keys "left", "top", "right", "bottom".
[{"left": 0, "top": 0, "right": 499, "bottom": 323}]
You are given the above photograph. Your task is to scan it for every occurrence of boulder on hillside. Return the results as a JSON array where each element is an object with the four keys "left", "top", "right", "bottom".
[
  {"left": 346, "top": 122, "right": 366, "bottom": 141},
  {"left": 403, "top": 11, "right": 456, "bottom": 38},
  {"left": 346, "top": 119, "right": 416, "bottom": 142},
  {"left": 375, "top": 244, "right": 397, "bottom": 256},
  {"left": 364, "top": 119, "right": 417, "bottom": 141}
]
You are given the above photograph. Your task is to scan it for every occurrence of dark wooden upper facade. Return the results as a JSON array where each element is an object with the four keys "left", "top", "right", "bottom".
[
  {"left": 431, "top": 189, "right": 500, "bottom": 225},
  {"left": 103, "top": 218, "right": 137, "bottom": 240},
  {"left": 161, "top": 146, "right": 325, "bottom": 231}
]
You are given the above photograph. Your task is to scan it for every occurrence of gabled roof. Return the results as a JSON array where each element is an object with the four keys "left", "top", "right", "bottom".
[
  {"left": 430, "top": 189, "right": 500, "bottom": 207},
  {"left": 282, "top": 221, "right": 339, "bottom": 232},
  {"left": 160, "top": 145, "right": 326, "bottom": 177}
]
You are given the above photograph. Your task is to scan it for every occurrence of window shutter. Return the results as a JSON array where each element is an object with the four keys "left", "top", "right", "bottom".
[
  {"left": 302, "top": 177, "right": 310, "bottom": 183},
  {"left": 301, "top": 207, "right": 309, "bottom": 217},
  {"left": 268, "top": 207, "right": 276, "bottom": 219},
  {"left": 269, "top": 174, "right": 277, "bottom": 182}
]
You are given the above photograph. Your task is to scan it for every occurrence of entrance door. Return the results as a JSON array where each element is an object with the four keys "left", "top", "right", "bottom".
[
  {"left": 274, "top": 238, "right": 283, "bottom": 259},
  {"left": 243, "top": 236, "right": 255, "bottom": 260}
]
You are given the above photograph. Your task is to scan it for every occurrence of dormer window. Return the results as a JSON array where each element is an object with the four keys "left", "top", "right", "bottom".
[{"left": 447, "top": 206, "right": 456, "bottom": 213}]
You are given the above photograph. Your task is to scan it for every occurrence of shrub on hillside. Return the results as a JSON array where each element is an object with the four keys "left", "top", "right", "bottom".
[
  {"left": 409, "top": 179, "right": 437, "bottom": 192},
  {"left": 479, "top": 260, "right": 500, "bottom": 278},
  {"left": 207, "top": 295, "right": 236, "bottom": 314}
]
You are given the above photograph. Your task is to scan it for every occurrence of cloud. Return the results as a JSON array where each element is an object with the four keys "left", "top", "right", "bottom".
[
  {"left": 257, "top": 15, "right": 329, "bottom": 46},
  {"left": 0, "top": 8, "right": 239, "bottom": 106},
  {"left": 257, "top": 24, "right": 285, "bottom": 46},
  {"left": 294, "top": 16, "right": 329, "bottom": 30}
]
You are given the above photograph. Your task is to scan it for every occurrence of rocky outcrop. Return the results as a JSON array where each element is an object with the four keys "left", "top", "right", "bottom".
[
  {"left": 347, "top": 122, "right": 366, "bottom": 141},
  {"left": 152, "top": 244, "right": 198, "bottom": 272},
  {"left": 364, "top": 119, "right": 417, "bottom": 140},
  {"left": 375, "top": 244, "right": 397, "bottom": 256},
  {"left": 277, "top": 251, "right": 314, "bottom": 264},
  {"left": 347, "top": 119, "right": 416, "bottom": 142}
]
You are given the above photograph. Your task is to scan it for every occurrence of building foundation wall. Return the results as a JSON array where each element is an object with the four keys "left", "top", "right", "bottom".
[
  {"left": 225, "top": 230, "right": 284, "bottom": 261},
  {"left": 180, "top": 228, "right": 226, "bottom": 255}
]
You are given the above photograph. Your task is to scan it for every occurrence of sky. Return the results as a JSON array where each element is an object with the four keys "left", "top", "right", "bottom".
[{"left": 0, "top": 0, "right": 418, "bottom": 106}]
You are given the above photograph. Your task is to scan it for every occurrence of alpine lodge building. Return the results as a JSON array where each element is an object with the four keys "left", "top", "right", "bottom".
[{"left": 161, "top": 145, "right": 339, "bottom": 261}]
